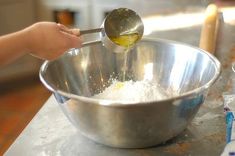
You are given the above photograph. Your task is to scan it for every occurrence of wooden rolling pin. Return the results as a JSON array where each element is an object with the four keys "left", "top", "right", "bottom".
[{"left": 199, "top": 4, "right": 219, "bottom": 54}]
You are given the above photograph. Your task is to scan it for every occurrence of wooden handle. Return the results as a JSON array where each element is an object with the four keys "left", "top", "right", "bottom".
[{"left": 199, "top": 4, "right": 219, "bottom": 54}]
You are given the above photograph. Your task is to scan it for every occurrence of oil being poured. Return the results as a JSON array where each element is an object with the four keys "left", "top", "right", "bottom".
[{"left": 110, "top": 33, "right": 141, "bottom": 81}]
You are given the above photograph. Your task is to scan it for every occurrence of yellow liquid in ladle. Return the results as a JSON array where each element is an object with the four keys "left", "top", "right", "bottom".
[{"left": 110, "top": 33, "right": 140, "bottom": 48}]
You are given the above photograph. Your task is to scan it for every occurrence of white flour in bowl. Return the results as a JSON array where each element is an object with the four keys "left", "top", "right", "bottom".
[{"left": 92, "top": 80, "right": 177, "bottom": 103}]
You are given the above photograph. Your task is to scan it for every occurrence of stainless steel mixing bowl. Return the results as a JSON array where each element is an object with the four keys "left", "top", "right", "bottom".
[{"left": 39, "top": 38, "right": 221, "bottom": 148}]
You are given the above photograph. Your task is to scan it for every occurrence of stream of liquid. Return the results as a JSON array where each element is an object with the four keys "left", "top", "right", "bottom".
[
  {"left": 93, "top": 32, "right": 141, "bottom": 97},
  {"left": 110, "top": 33, "right": 141, "bottom": 81}
]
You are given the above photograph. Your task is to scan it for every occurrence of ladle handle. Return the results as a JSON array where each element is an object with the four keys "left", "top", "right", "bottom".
[
  {"left": 199, "top": 4, "right": 219, "bottom": 54},
  {"left": 79, "top": 28, "right": 103, "bottom": 47},
  {"left": 81, "top": 40, "right": 102, "bottom": 47},
  {"left": 80, "top": 28, "right": 102, "bottom": 35}
]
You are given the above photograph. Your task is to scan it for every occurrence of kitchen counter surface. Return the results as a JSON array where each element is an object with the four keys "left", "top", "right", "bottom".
[
  {"left": 4, "top": 3, "right": 235, "bottom": 156},
  {"left": 3, "top": 95, "right": 226, "bottom": 156}
]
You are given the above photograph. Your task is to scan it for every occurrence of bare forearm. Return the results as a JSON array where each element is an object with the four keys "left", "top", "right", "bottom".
[
  {"left": 0, "top": 22, "right": 81, "bottom": 66},
  {"left": 0, "top": 29, "right": 29, "bottom": 66}
]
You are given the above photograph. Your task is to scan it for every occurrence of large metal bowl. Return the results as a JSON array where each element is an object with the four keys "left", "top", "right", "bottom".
[{"left": 39, "top": 38, "right": 221, "bottom": 148}]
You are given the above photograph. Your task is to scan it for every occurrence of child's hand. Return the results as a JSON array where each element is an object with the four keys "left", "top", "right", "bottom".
[{"left": 25, "top": 22, "right": 82, "bottom": 60}]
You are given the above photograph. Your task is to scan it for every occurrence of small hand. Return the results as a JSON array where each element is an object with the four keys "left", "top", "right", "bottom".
[{"left": 26, "top": 22, "right": 82, "bottom": 60}]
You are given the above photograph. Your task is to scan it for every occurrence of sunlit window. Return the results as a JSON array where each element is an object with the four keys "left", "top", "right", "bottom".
[{"left": 143, "top": 7, "right": 235, "bottom": 35}]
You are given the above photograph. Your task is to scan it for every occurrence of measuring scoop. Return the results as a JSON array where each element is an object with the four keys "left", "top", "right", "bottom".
[{"left": 80, "top": 8, "right": 144, "bottom": 53}]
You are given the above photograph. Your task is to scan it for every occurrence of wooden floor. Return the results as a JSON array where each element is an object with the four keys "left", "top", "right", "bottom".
[{"left": 0, "top": 79, "right": 51, "bottom": 155}]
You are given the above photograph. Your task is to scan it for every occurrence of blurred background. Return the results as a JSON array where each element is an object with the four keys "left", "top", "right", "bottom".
[{"left": 0, "top": 0, "right": 235, "bottom": 154}]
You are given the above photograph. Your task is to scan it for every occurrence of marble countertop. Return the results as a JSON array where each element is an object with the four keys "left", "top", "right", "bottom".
[{"left": 3, "top": 95, "right": 226, "bottom": 156}]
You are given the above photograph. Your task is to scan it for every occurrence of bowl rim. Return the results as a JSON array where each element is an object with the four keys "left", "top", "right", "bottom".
[{"left": 39, "top": 38, "right": 221, "bottom": 107}]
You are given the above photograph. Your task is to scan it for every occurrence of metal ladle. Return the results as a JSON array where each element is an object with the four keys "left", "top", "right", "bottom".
[{"left": 80, "top": 8, "right": 144, "bottom": 53}]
